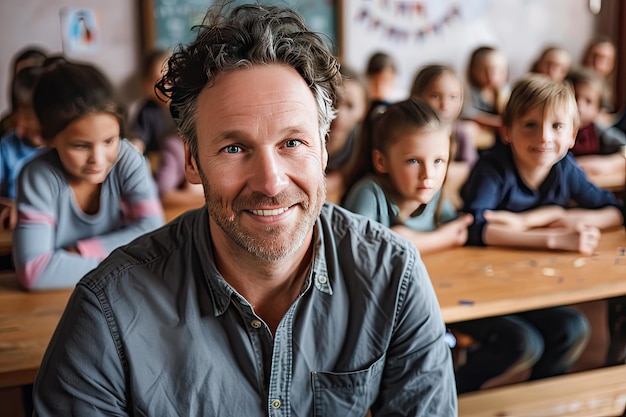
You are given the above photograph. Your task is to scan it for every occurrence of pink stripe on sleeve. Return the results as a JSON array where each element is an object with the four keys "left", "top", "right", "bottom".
[
  {"left": 18, "top": 210, "right": 56, "bottom": 225},
  {"left": 76, "top": 238, "right": 108, "bottom": 259},
  {"left": 128, "top": 199, "right": 164, "bottom": 220},
  {"left": 18, "top": 252, "right": 53, "bottom": 290}
]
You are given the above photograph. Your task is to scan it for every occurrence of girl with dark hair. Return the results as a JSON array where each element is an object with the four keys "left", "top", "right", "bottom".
[{"left": 13, "top": 61, "right": 164, "bottom": 290}]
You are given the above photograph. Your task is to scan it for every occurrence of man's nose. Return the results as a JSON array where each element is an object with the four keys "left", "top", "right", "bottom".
[{"left": 248, "top": 149, "right": 289, "bottom": 197}]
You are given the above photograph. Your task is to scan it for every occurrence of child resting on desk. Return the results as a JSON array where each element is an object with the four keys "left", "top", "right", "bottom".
[
  {"left": 460, "top": 75, "right": 624, "bottom": 389},
  {"left": 342, "top": 98, "right": 473, "bottom": 254},
  {"left": 13, "top": 61, "right": 164, "bottom": 291}
]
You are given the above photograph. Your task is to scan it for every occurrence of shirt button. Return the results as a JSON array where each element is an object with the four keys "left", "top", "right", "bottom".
[
  {"left": 317, "top": 275, "right": 327, "bottom": 284},
  {"left": 271, "top": 399, "right": 281, "bottom": 409},
  {"left": 250, "top": 319, "right": 262, "bottom": 329}
]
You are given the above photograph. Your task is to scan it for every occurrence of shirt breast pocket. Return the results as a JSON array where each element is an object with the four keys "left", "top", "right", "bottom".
[{"left": 312, "top": 354, "right": 385, "bottom": 417}]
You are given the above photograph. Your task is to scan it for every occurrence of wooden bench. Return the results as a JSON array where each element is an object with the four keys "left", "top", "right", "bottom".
[{"left": 458, "top": 364, "right": 626, "bottom": 417}]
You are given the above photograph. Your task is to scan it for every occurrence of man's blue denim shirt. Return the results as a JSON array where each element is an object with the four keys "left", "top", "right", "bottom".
[{"left": 34, "top": 204, "right": 457, "bottom": 416}]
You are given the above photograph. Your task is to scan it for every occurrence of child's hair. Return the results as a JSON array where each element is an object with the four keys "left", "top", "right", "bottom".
[
  {"left": 11, "top": 46, "right": 47, "bottom": 75},
  {"left": 365, "top": 51, "right": 397, "bottom": 77},
  {"left": 565, "top": 66, "right": 604, "bottom": 102},
  {"left": 33, "top": 61, "right": 125, "bottom": 141},
  {"left": 502, "top": 74, "right": 579, "bottom": 130},
  {"left": 466, "top": 46, "right": 501, "bottom": 88},
  {"left": 373, "top": 98, "right": 442, "bottom": 154},
  {"left": 373, "top": 98, "right": 453, "bottom": 225},
  {"left": 10, "top": 67, "right": 41, "bottom": 111},
  {"left": 409, "top": 64, "right": 459, "bottom": 98}
]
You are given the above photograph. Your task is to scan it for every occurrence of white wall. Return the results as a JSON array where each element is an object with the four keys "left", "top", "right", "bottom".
[
  {"left": 0, "top": 0, "right": 141, "bottom": 114},
  {"left": 342, "top": 0, "right": 596, "bottom": 99}
]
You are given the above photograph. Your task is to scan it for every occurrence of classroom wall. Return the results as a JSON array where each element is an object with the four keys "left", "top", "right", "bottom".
[
  {"left": 0, "top": 0, "right": 607, "bottom": 115},
  {"left": 0, "top": 0, "right": 142, "bottom": 114},
  {"left": 342, "top": 0, "right": 597, "bottom": 99}
]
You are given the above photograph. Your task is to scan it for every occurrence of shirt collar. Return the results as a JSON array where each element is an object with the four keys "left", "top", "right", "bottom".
[{"left": 197, "top": 211, "right": 333, "bottom": 317}]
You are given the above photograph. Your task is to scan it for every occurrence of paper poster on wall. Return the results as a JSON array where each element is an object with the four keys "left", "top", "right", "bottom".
[{"left": 60, "top": 8, "right": 101, "bottom": 54}]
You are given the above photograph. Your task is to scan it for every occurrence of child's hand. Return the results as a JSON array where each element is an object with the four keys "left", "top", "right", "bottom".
[
  {"left": 484, "top": 210, "right": 526, "bottom": 231},
  {"left": 440, "top": 214, "right": 473, "bottom": 247},
  {"left": 0, "top": 198, "right": 17, "bottom": 231},
  {"left": 548, "top": 224, "right": 601, "bottom": 255}
]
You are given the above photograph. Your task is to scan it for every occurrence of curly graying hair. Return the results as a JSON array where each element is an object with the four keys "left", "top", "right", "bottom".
[{"left": 156, "top": 3, "right": 342, "bottom": 159}]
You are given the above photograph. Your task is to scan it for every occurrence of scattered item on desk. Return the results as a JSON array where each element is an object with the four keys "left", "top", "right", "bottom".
[
  {"left": 573, "top": 258, "right": 586, "bottom": 268},
  {"left": 615, "top": 258, "right": 620, "bottom": 265},
  {"left": 541, "top": 267, "right": 557, "bottom": 276},
  {"left": 482, "top": 265, "right": 494, "bottom": 276},
  {"left": 557, "top": 276, "right": 564, "bottom": 283},
  {"left": 619, "top": 247, "right": 625, "bottom": 256},
  {"left": 528, "top": 259, "right": 537, "bottom": 267},
  {"left": 458, "top": 299, "right": 475, "bottom": 305}
]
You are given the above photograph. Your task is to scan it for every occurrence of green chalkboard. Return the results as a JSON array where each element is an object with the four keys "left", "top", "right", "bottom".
[{"left": 145, "top": 0, "right": 338, "bottom": 53}]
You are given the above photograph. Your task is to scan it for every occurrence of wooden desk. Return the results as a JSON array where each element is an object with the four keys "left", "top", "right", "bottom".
[
  {"left": 162, "top": 202, "right": 204, "bottom": 222},
  {"left": 423, "top": 228, "right": 626, "bottom": 324},
  {"left": 0, "top": 229, "right": 11, "bottom": 256},
  {"left": 0, "top": 273, "right": 72, "bottom": 389},
  {"left": 587, "top": 169, "right": 625, "bottom": 192},
  {"left": 423, "top": 229, "right": 626, "bottom": 417}
]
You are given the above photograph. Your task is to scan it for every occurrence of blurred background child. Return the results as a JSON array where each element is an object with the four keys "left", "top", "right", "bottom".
[
  {"left": 13, "top": 61, "right": 164, "bottom": 291},
  {"left": 128, "top": 48, "right": 175, "bottom": 157},
  {"left": 462, "top": 45, "right": 510, "bottom": 131},
  {"left": 0, "top": 46, "right": 47, "bottom": 137},
  {"left": 529, "top": 46, "right": 572, "bottom": 82},
  {"left": 156, "top": 133, "right": 204, "bottom": 208},
  {"left": 0, "top": 66, "right": 47, "bottom": 231},
  {"left": 325, "top": 65, "right": 368, "bottom": 203},
  {"left": 410, "top": 64, "right": 478, "bottom": 208},
  {"left": 565, "top": 67, "right": 626, "bottom": 177},
  {"left": 581, "top": 36, "right": 616, "bottom": 113},
  {"left": 343, "top": 98, "right": 472, "bottom": 255}
]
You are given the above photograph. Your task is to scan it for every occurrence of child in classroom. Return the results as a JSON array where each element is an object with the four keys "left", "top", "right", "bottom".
[
  {"left": 342, "top": 98, "right": 473, "bottom": 254},
  {"left": 325, "top": 64, "right": 368, "bottom": 202},
  {"left": 458, "top": 74, "right": 624, "bottom": 389},
  {"left": 0, "top": 46, "right": 47, "bottom": 137},
  {"left": 0, "top": 66, "right": 47, "bottom": 231},
  {"left": 12, "top": 60, "right": 164, "bottom": 291},
  {"left": 565, "top": 67, "right": 626, "bottom": 176},
  {"left": 581, "top": 36, "right": 616, "bottom": 112},
  {"left": 528, "top": 45, "right": 572, "bottom": 82},
  {"left": 462, "top": 45, "right": 510, "bottom": 131},
  {"left": 128, "top": 48, "right": 175, "bottom": 155},
  {"left": 410, "top": 64, "right": 478, "bottom": 208}
]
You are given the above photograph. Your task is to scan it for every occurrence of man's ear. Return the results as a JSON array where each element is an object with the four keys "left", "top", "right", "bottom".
[
  {"left": 372, "top": 149, "right": 388, "bottom": 174},
  {"left": 184, "top": 141, "right": 202, "bottom": 184}
]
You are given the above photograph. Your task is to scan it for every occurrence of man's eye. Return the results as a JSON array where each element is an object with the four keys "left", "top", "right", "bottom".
[
  {"left": 407, "top": 159, "right": 419, "bottom": 164},
  {"left": 524, "top": 122, "right": 537, "bottom": 129},
  {"left": 223, "top": 145, "right": 241, "bottom": 154},
  {"left": 554, "top": 123, "right": 564, "bottom": 130},
  {"left": 285, "top": 139, "right": 302, "bottom": 148}
]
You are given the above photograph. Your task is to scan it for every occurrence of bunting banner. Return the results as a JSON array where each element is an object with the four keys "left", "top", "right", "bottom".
[{"left": 354, "top": 1, "right": 462, "bottom": 43}]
